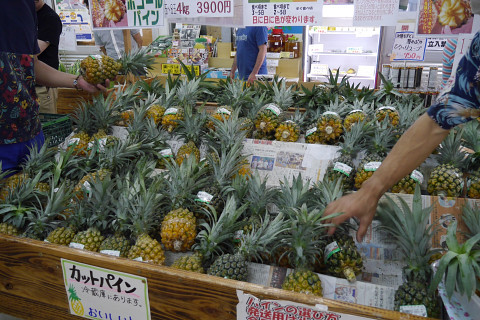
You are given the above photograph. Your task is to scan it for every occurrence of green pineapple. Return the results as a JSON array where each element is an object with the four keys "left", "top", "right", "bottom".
[
  {"left": 391, "top": 168, "right": 424, "bottom": 194},
  {"left": 176, "top": 106, "right": 207, "bottom": 166},
  {"left": 171, "top": 196, "right": 246, "bottom": 273},
  {"left": 376, "top": 185, "right": 441, "bottom": 318},
  {"left": 207, "top": 213, "right": 286, "bottom": 281},
  {"left": 354, "top": 123, "right": 395, "bottom": 189},
  {"left": 280, "top": 205, "right": 334, "bottom": 296},
  {"left": 427, "top": 130, "right": 467, "bottom": 197}
]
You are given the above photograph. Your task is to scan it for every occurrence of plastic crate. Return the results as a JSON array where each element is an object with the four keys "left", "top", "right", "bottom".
[{"left": 39, "top": 113, "right": 72, "bottom": 148}]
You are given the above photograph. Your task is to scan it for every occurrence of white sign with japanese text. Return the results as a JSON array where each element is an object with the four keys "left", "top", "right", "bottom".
[
  {"left": 164, "top": 0, "right": 235, "bottom": 18},
  {"left": 243, "top": 0, "right": 323, "bottom": 26},
  {"left": 90, "top": 0, "right": 164, "bottom": 29},
  {"left": 61, "top": 259, "right": 150, "bottom": 320},
  {"left": 391, "top": 32, "right": 427, "bottom": 61},
  {"left": 426, "top": 38, "right": 448, "bottom": 51},
  {"left": 59, "top": 26, "right": 77, "bottom": 51},
  {"left": 236, "top": 290, "right": 372, "bottom": 320},
  {"left": 353, "top": 0, "right": 399, "bottom": 27}
]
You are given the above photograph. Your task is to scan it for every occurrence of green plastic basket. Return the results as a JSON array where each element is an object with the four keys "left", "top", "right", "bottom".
[{"left": 39, "top": 113, "right": 72, "bottom": 148}]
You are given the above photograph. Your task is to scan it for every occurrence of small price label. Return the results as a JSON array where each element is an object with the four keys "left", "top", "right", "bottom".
[
  {"left": 100, "top": 250, "right": 121, "bottom": 257},
  {"left": 410, "top": 170, "right": 424, "bottom": 184},
  {"left": 164, "top": 108, "right": 178, "bottom": 115},
  {"left": 265, "top": 104, "right": 281, "bottom": 116},
  {"left": 306, "top": 127, "right": 317, "bottom": 137},
  {"left": 324, "top": 241, "right": 341, "bottom": 263},
  {"left": 69, "top": 242, "right": 85, "bottom": 250},
  {"left": 333, "top": 162, "right": 353, "bottom": 177},
  {"left": 364, "top": 162, "right": 382, "bottom": 172},
  {"left": 162, "top": 63, "right": 181, "bottom": 75},
  {"left": 195, "top": 191, "right": 214, "bottom": 203}
]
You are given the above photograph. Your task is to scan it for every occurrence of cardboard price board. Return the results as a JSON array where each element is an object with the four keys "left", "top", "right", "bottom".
[
  {"left": 161, "top": 63, "right": 201, "bottom": 75},
  {"left": 243, "top": 0, "right": 323, "bottom": 26},
  {"left": 90, "top": 0, "right": 164, "bottom": 29},
  {"left": 391, "top": 32, "right": 427, "bottom": 61},
  {"left": 61, "top": 259, "right": 150, "bottom": 320}
]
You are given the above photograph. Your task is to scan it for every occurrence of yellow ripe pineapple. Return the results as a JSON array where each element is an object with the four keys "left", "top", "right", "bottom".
[
  {"left": 80, "top": 55, "right": 121, "bottom": 85},
  {"left": 391, "top": 169, "right": 423, "bottom": 194},
  {"left": 176, "top": 141, "right": 200, "bottom": 166},
  {"left": 0, "top": 172, "right": 27, "bottom": 201},
  {"left": 375, "top": 106, "right": 400, "bottom": 127},
  {"left": 343, "top": 99, "right": 373, "bottom": 132},
  {"left": 255, "top": 103, "right": 283, "bottom": 140},
  {"left": 468, "top": 170, "right": 480, "bottom": 199},
  {"left": 305, "top": 124, "right": 321, "bottom": 144},
  {"left": 463, "top": 121, "right": 480, "bottom": 199},
  {"left": 317, "top": 98, "right": 348, "bottom": 145},
  {"left": 127, "top": 233, "right": 165, "bottom": 264},
  {"left": 161, "top": 107, "right": 184, "bottom": 132},
  {"left": 120, "top": 109, "right": 134, "bottom": 126},
  {"left": 171, "top": 253, "right": 204, "bottom": 273},
  {"left": 104, "top": 0, "right": 126, "bottom": 23},
  {"left": 146, "top": 104, "right": 166, "bottom": 125},
  {"left": 275, "top": 120, "right": 300, "bottom": 142},
  {"left": 438, "top": 0, "right": 472, "bottom": 28},
  {"left": 74, "top": 169, "right": 111, "bottom": 200},
  {"left": 207, "top": 106, "right": 233, "bottom": 131},
  {"left": 161, "top": 208, "right": 197, "bottom": 252}
]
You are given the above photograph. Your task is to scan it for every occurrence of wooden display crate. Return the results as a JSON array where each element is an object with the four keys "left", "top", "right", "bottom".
[{"left": 0, "top": 234, "right": 433, "bottom": 320}]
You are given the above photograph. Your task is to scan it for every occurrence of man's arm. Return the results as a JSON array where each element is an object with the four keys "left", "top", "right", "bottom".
[
  {"left": 247, "top": 44, "right": 267, "bottom": 84},
  {"left": 230, "top": 55, "right": 237, "bottom": 79},
  {"left": 99, "top": 46, "right": 107, "bottom": 56},
  {"left": 324, "top": 113, "right": 450, "bottom": 241},
  {"left": 132, "top": 32, "right": 143, "bottom": 48},
  {"left": 34, "top": 57, "right": 105, "bottom": 93},
  {"left": 37, "top": 40, "right": 49, "bottom": 54}
]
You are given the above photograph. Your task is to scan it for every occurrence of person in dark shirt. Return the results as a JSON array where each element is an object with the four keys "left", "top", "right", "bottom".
[
  {"left": 35, "top": 0, "right": 63, "bottom": 113},
  {"left": 0, "top": 0, "right": 104, "bottom": 174}
]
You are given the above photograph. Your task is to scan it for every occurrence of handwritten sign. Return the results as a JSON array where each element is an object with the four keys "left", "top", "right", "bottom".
[
  {"left": 236, "top": 290, "right": 369, "bottom": 320},
  {"left": 243, "top": 0, "right": 323, "bottom": 26},
  {"left": 164, "top": 0, "right": 234, "bottom": 18},
  {"left": 61, "top": 259, "right": 150, "bottom": 320},
  {"left": 353, "top": 0, "right": 399, "bottom": 27},
  {"left": 391, "top": 32, "right": 427, "bottom": 61},
  {"left": 59, "top": 26, "right": 77, "bottom": 51}
]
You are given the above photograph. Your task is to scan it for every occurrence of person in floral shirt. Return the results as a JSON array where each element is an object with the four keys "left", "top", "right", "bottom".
[
  {"left": 0, "top": 0, "right": 104, "bottom": 173},
  {"left": 323, "top": 30, "right": 480, "bottom": 242}
]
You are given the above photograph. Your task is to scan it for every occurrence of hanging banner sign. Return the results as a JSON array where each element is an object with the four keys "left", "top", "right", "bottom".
[
  {"left": 243, "top": 0, "right": 323, "bottom": 26},
  {"left": 391, "top": 32, "right": 427, "bottom": 61},
  {"left": 164, "top": 0, "right": 235, "bottom": 18},
  {"left": 417, "top": 0, "right": 474, "bottom": 36},
  {"left": 61, "top": 259, "right": 151, "bottom": 320},
  {"left": 236, "top": 290, "right": 372, "bottom": 320},
  {"left": 353, "top": 0, "right": 399, "bottom": 26},
  {"left": 426, "top": 37, "right": 448, "bottom": 51},
  {"left": 89, "top": 0, "right": 164, "bottom": 29}
]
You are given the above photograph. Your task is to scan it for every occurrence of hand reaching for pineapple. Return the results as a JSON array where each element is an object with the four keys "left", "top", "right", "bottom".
[{"left": 75, "top": 75, "right": 110, "bottom": 93}]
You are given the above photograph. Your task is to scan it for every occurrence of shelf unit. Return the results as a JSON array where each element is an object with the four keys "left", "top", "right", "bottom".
[{"left": 304, "top": 26, "right": 382, "bottom": 88}]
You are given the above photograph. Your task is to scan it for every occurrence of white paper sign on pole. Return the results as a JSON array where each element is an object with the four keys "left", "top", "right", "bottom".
[
  {"left": 61, "top": 259, "right": 151, "bottom": 320},
  {"left": 243, "top": 0, "right": 323, "bottom": 26},
  {"left": 391, "top": 32, "right": 427, "bottom": 61},
  {"left": 451, "top": 33, "right": 475, "bottom": 76},
  {"left": 59, "top": 26, "right": 77, "bottom": 51},
  {"left": 164, "top": 0, "right": 235, "bottom": 18},
  {"left": 353, "top": 0, "right": 399, "bottom": 27},
  {"left": 236, "top": 290, "right": 373, "bottom": 320}
]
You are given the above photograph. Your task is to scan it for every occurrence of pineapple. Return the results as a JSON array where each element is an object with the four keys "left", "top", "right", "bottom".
[
  {"left": 325, "top": 120, "right": 369, "bottom": 190},
  {"left": 376, "top": 185, "right": 441, "bottom": 318},
  {"left": 206, "top": 105, "right": 234, "bottom": 131},
  {"left": 80, "top": 47, "right": 155, "bottom": 85},
  {"left": 354, "top": 124, "right": 395, "bottom": 189},
  {"left": 391, "top": 168, "right": 424, "bottom": 194},
  {"left": 171, "top": 196, "right": 246, "bottom": 273},
  {"left": 146, "top": 104, "right": 166, "bottom": 125},
  {"left": 304, "top": 123, "right": 321, "bottom": 144},
  {"left": 104, "top": 0, "right": 126, "bottom": 22},
  {"left": 255, "top": 78, "right": 294, "bottom": 140},
  {"left": 161, "top": 107, "right": 184, "bottom": 132},
  {"left": 69, "top": 101, "right": 93, "bottom": 156},
  {"left": 343, "top": 99, "right": 373, "bottom": 131},
  {"left": 126, "top": 179, "right": 165, "bottom": 265},
  {"left": 161, "top": 208, "right": 197, "bottom": 252},
  {"left": 280, "top": 205, "right": 333, "bottom": 296},
  {"left": 427, "top": 130, "right": 467, "bottom": 197},
  {"left": 176, "top": 107, "right": 207, "bottom": 166},
  {"left": 208, "top": 213, "right": 286, "bottom": 281},
  {"left": 438, "top": 0, "right": 472, "bottom": 28},
  {"left": 316, "top": 97, "right": 348, "bottom": 145},
  {"left": 375, "top": 106, "right": 400, "bottom": 127},
  {"left": 275, "top": 110, "right": 303, "bottom": 142}
]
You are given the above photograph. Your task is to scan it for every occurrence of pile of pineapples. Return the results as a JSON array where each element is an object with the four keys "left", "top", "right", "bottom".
[{"left": 1, "top": 69, "right": 479, "bottom": 318}]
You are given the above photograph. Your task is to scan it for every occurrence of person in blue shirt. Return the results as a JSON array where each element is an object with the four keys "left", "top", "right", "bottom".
[{"left": 230, "top": 27, "right": 268, "bottom": 84}]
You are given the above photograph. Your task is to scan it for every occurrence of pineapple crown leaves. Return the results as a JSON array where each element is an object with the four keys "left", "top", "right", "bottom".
[
  {"left": 271, "top": 78, "right": 295, "bottom": 110},
  {"left": 374, "top": 72, "right": 404, "bottom": 101},
  {"left": 164, "top": 155, "right": 210, "bottom": 211},
  {"left": 136, "top": 78, "right": 165, "bottom": 98},
  {"left": 437, "top": 129, "right": 468, "bottom": 168},
  {"left": 237, "top": 212, "right": 288, "bottom": 262},
  {"left": 324, "top": 68, "right": 350, "bottom": 93},
  {"left": 175, "top": 77, "right": 210, "bottom": 108},
  {"left": 21, "top": 141, "right": 56, "bottom": 177},
  {"left": 97, "top": 138, "right": 145, "bottom": 174},
  {"left": 376, "top": 185, "right": 440, "bottom": 282},
  {"left": 368, "top": 121, "right": 396, "bottom": 156},
  {"left": 206, "top": 141, "right": 246, "bottom": 189},
  {"left": 311, "top": 177, "right": 344, "bottom": 211},
  {"left": 194, "top": 196, "right": 248, "bottom": 261},
  {"left": 216, "top": 78, "right": 254, "bottom": 110},
  {"left": 275, "top": 173, "right": 314, "bottom": 210},
  {"left": 243, "top": 171, "right": 280, "bottom": 218},
  {"left": 118, "top": 46, "right": 156, "bottom": 76},
  {"left": 23, "top": 181, "right": 71, "bottom": 240},
  {"left": 462, "top": 120, "right": 480, "bottom": 170},
  {"left": 322, "top": 96, "right": 349, "bottom": 117},
  {"left": 114, "top": 84, "right": 143, "bottom": 111},
  {"left": 429, "top": 220, "right": 480, "bottom": 300},
  {"left": 461, "top": 202, "right": 480, "bottom": 242},
  {"left": 395, "top": 101, "right": 426, "bottom": 132},
  {"left": 71, "top": 98, "right": 94, "bottom": 134},
  {"left": 206, "top": 109, "right": 248, "bottom": 151},
  {"left": 338, "top": 119, "right": 372, "bottom": 157},
  {"left": 176, "top": 105, "right": 208, "bottom": 146},
  {"left": 279, "top": 204, "right": 340, "bottom": 270},
  {"left": 297, "top": 84, "right": 324, "bottom": 110},
  {"left": 245, "top": 92, "right": 268, "bottom": 120}
]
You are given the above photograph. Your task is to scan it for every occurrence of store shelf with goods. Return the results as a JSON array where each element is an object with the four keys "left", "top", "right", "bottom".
[{"left": 304, "top": 26, "right": 382, "bottom": 88}]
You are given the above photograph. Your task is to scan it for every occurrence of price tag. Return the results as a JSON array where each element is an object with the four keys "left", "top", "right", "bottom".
[
  {"left": 364, "top": 162, "right": 382, "bottom": 172},
  {"left": 100, "top": 250, "right": 121, "bottom": 257},
  {"left": 392, "top": 32, "right": 427, "bottom": 62},
  {"left": 410, "top": 170, "right": 424, "bottom": 184},
  {"left": 162, "top": 63, "right": 181, "bottom": 75},
  {"left": 195, "top": 191, "right": 214, "bottom": 203},
  {"left": 68, "top": 138, "right": 80, "bottom": 146},
  {"left": 265, "top": 104, "right": 281, "bottom": 116},
  {"left": 305, "top": 127, "right": 317, "bottom": 137},
  {"left": 399, "top": 305, "right": 427, "bottom": 317},
  {"left": 324, "top": 241, "right": 341, "bottom": 263},
  {"left": 164, "top": 0, "right": 234, "bottom": 18},
  {"left": 160, "top": 148, "right": 173, "bottom": 157},
  {"left": 69, "top": 242, "right": 85, "bottom": 250},
  {"left": 217, "top": 107, "right": 231, "bottom": 115},
  {"left": 164, "top": 108, "right": 178, "bottom": 115},
  {"left": 333, "top": 162, "right": 353, "bottom": 177}
]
